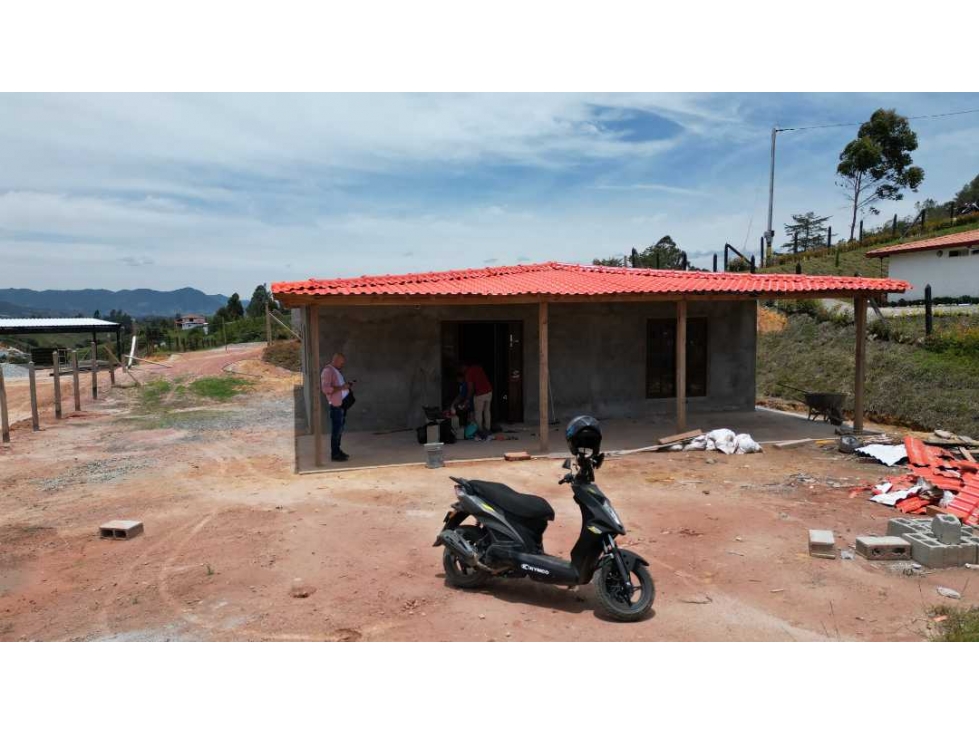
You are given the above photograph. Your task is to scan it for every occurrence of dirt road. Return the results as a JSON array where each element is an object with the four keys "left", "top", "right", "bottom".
[{"left": 1, "top": 346, "right": 972, "bottom": 641}]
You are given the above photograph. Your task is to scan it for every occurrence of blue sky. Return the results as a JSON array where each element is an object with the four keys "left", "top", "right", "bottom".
[{"left": 1, "top": 93, "right": 978, "bottom": 293}]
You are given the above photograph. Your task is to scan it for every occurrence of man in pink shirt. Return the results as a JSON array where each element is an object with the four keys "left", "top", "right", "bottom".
[{"left": 321, "top": 352, "right": 354, "bottom": 461}]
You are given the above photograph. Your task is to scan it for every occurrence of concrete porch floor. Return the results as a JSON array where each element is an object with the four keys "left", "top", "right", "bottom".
[{"left": 295, "top": 407, "right": 841, "bottom": 473}]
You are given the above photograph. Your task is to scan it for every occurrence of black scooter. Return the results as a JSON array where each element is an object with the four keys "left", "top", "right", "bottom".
[{"left": 434, "top": 424, "right": 654, "bottom": 621}]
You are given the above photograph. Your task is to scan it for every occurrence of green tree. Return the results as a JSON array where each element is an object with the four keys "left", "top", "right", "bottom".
[
  {"left": 225, "top": 293, "right": 244, "bottom": 321},
  {"left": 246, "top": 284, "right": 271, "bottom": 319},
  {"left": 594, "top": 235, "right": 689, "bottom": 269},
  {"left": 634, "top": 235, "right": 686, "bottom": 269},
  {"left": 783, "top": 211, "right": 830, "bottom": 251},
  {"left": 837, "top": 108, "right": 925, "bottom": 242},
  {"left": 955, "top": 173, "right": 979, "bottom": 207},
  {"left": 592, "top": 255, "right": 628, "bottom": 267}
]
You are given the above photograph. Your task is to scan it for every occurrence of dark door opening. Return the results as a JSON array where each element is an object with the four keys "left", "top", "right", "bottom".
[{"left": 440, "top": 320, "right": 524, "bottom": 424}]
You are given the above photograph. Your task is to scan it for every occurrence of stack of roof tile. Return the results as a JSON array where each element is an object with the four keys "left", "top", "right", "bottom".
[{"left": 877, "top": 437, "right": 979, "bottom": 522}]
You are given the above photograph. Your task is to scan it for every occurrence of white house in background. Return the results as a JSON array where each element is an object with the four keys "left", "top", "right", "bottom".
[
  {"left": 866, "top": 229, "right": 979, "bottom": 301},
  {"left": 175, "top": 314, "right": 209, "bottom": 334}
]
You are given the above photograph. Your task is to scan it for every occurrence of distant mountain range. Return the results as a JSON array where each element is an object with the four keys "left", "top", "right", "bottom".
[{"left": 0, "top": 288, "right": 230, "bottom": 318}]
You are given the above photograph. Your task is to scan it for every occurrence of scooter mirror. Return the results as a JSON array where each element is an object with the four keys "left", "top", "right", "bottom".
[{"left": 562, "top": 458, "right": 572, "bottom": 470}]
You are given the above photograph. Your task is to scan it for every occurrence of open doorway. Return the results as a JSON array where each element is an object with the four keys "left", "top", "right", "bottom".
[{"left": 440, "top": 320, "right": 524, "bottom": 424}]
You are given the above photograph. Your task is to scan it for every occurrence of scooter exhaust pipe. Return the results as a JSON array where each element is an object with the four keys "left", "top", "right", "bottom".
[{"left": 438, "top": 529, "right": 497, "bottom": 574}]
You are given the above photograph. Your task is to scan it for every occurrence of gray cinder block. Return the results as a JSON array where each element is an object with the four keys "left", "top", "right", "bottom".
[
  {"left": 855, "top": 536, "right": 912, "bottom": 561},
  {"left": 932, "top": 514, "right": 963, "bottom": 545},
  {"left": 905, "top": 531, "right": 975, "bottom": 568},
  {"left": 99, "top": 520, "right": 144, "bottom": 540},
  {"left": 886, "top": 517, "right": 931, "bottom": 539},
  {"left": 808, "top": 529, "right": 835, "bottom": 558}
]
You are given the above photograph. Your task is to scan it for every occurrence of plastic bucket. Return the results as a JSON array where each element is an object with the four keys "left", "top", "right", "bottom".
[{"left": 425, "top": 442, "right": 445, "bottom": 469}]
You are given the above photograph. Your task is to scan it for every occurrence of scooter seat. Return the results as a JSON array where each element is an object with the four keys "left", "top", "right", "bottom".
[{"left": 468, "top": 480, "right": 555, "bottom": 521}]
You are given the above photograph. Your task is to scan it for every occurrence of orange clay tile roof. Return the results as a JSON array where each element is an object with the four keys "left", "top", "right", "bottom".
[
  {"left": 865, "top": 229, "right": 979, "bottom": 258},
  {"left": 272, "top": 262, "right": 908, "bottom": 302}
]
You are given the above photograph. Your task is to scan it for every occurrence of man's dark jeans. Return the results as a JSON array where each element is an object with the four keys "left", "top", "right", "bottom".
[{"left": 329, "top": 405, "right": 346, "bottom": 458}]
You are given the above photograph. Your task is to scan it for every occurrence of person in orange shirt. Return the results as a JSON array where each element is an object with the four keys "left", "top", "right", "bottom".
[{"left": 462, "top": 360, "right": 493, "bottom": 433}]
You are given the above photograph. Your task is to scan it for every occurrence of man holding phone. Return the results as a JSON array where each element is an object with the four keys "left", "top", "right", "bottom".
[{"left": 321, "top": 352, "right": 356, "bottom": 462}]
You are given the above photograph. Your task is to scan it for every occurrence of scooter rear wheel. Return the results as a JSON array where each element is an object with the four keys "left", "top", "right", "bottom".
[
  {"left": 442, "top": 526, "right": 491, "bottom": 589},
  {"left": 595, "top": 559, "right": 655, "bottom": 622}
]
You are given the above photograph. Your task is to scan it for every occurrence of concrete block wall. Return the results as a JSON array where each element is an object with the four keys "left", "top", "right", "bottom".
[{"left": 307, "top": 299, "right": 758, "bottom": 432}]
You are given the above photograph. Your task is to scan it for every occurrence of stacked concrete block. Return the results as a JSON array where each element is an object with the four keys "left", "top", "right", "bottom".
[
  {"left": 932, "top": 514, "right": 963, "bottom": 545},
  {"left": 856, "top": 536, "right": 912, "bottom": 561},
  {"left": 886, "top": 517, "right": 931, "bottom": 539},
  {"left": 904, "top": 531, "right": 979, "bottom": 568}
]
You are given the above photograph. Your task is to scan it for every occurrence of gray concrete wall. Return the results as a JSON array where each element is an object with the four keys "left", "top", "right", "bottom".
[{"left": 310, "top": 299, "right": 756, "bottom": 432}]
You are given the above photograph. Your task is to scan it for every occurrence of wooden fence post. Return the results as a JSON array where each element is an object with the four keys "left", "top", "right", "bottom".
[
  {"left": 53, "top": 350, "right": 63, "bottom": 419},
  {"left": 72, "top": 350, "right": 81, "bottom": 411},
  {"left": 0, "top": 366, "right": 10, "bottom": 443},
  {"left": 91, "top": 341, "right": 98, "bottom": 400},
  {"left": 28, "top": 361, "right": 39, "bottom": 431}
]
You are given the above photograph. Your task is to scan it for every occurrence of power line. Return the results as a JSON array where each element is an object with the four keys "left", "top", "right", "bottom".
[{"left": 777, "top": 107, "right": 979, "bottom": 133}]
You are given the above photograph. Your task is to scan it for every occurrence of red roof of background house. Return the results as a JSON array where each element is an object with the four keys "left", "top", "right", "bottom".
[
  {"left": 272, "top": 262, "right": 907, "bottom": 302},
  {"left": 865, "top": 229, "right": 979, "bottom": 258}
]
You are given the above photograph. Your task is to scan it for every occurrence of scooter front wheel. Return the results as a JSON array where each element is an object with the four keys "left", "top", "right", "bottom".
[{"left": 594, "top": 558, "right": 655, "bottom": 622}]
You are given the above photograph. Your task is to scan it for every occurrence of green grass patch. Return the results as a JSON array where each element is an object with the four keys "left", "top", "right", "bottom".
[
  {"left": 188, "top": 375, "right": 251, "bottom": 401},
  {"left": 928, "top": 606, "right": 979, "bottom": 642},
  {"left": 132, "top": 375, "right": 251, "bottom": 421}
]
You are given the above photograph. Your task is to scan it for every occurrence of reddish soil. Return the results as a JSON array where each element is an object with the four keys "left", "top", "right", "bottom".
[{"left": 1, "top": 346, "right": 974, "bottom": 641}]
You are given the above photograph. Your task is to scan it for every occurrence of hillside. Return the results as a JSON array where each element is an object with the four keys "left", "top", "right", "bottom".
[
  {"left": 761, "top": 219, "right": 979, "bottom": 279},
  {"left": 0, "top": 287, "right": 228, "bottom": 318},
  {"left": 757, "top": 312, "right": 979, "bottom": 437}
]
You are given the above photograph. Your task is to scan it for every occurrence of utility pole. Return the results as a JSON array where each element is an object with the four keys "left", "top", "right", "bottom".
[{"left": 765, "top": 127, "right": 779, "bottom": 260}]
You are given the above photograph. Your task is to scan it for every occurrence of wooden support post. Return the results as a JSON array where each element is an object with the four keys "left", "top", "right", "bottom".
[
  {"left": 676, "top": 300, "right": 687, "bottom": 433},
  {"left": 53, "top": 350, "right": 63, "bottom": 419},
  {"left": 72, "top": 350, "right": 81, "bottom": 411},
  {"left": 28, "top": 361, "right": 39, "bottom": 431},
  {"left": 91, "top": 340, "right": 98, "bottom": 400},
  {"left": 853, "top": 296, "right": 867, "bottom": 433},
  {"left": 265, "top": 302, "right": 273, "bottom": 346},
  {"left": 0, "top": 365, "right": 10, "bottom": 443},
  {"left": 309, "top": 305, "right": 324, "bottom": 467},
  {"left": 538, "top": 301, "right": 549, "bottom": 454}
]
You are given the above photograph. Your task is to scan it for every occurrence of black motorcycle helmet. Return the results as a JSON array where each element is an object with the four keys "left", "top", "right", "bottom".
[{"left": 566, "top": 415, "right": 602, "bottom": 456}]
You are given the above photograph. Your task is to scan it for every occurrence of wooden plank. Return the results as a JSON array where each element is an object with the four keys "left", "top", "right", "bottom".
[
  {"left": 53, "top": 350, "right": 62, "bottom": 419},
  {"left": 657, "top": 428, "right": 702, "bottom": 445},
  {"left": 675, "top": 300, "right": 687, "bottom": 433},
  {"left": 772, "top": 438, "right": 817, "bottom": 449},
  {"left": 28, "top": 361, "right": 39, "bottom": 431},
  {"left": 127, "top": 335, "right": 137, "bottom": 369},
  {"left": 961, "top": 447, "right": 976, "bottom": 463},
  {"left": 0, "top": 365, "right": 10, "bottom": 443},
  {"left": 538, "top": 301, "right": 549, "bottom": 454},
  {"left": 853, "top": 296, "right": 866, "bottom": 432},
  {"left": 71, "top": 350, "right": 81, "bottom": 411},
  {"left": 309, "top": 305, "right": 324, "bottom": 467}
]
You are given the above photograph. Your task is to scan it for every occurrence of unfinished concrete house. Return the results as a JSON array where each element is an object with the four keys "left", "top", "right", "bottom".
[{"left": 272, "top": 262, "right": 907, "bottom": 471}]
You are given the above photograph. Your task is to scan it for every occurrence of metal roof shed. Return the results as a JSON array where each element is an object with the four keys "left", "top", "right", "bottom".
[{"left": 0, "top": 318, "right": 123, "bottom": 358}]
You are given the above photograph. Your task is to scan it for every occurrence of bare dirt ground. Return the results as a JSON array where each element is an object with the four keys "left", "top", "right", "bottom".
[{"left": 2, "top": 345, "right": 974, "bottom": 641}]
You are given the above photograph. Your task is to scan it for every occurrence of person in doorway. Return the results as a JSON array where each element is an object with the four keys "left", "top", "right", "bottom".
[
  {"left": 321, "top": 352, "right": 354, "bottom": 462},
  {"left": 450, "top": 367, "right": 473, "bottom": 426},
  {"left": 462, "top": 360, "right": 493, "bottom": 434}
]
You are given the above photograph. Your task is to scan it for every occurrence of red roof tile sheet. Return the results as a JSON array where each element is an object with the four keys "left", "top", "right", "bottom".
[
  {"left": 272, "top": 262, "right": 908, "bottom": 301},
  {"left": 865, "top": 229, "right": 979, "bottom": 258}
]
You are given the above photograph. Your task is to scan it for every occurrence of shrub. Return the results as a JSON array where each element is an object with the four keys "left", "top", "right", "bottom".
[{"left": 263, "top": 340, "right": 301, "bottom": 372}]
